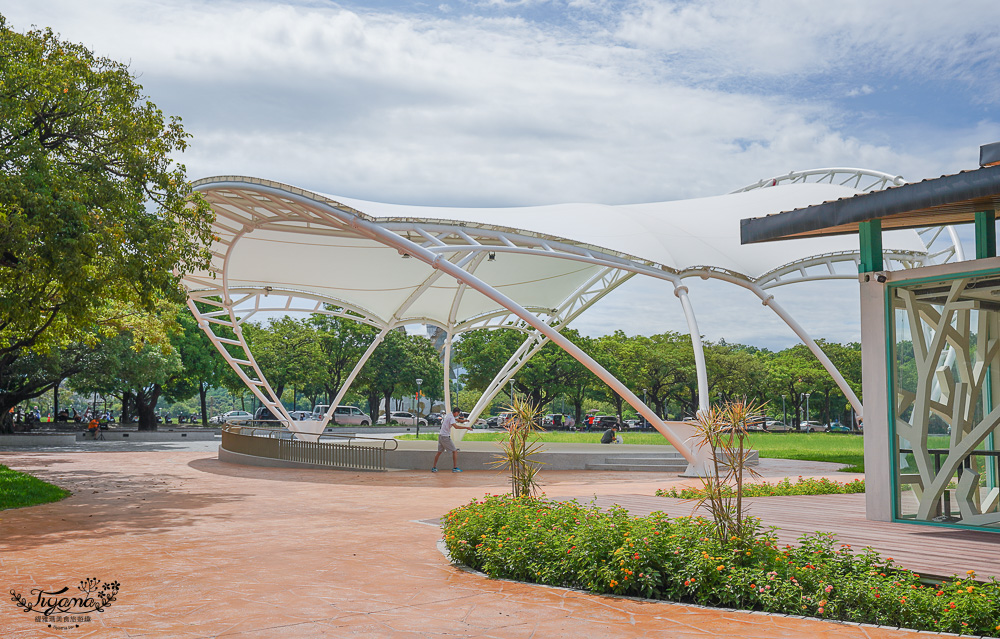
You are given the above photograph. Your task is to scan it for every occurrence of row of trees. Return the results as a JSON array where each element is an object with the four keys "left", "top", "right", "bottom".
[{"left": 454, "top": 328, "right": 861, "bottom": 426}]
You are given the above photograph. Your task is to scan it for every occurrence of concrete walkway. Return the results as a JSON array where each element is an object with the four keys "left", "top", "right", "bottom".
[{"left": 0, "top": 450, "right": 926, "bottom": 638}]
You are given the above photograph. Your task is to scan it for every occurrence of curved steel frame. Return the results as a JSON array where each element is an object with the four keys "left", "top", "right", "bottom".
[{"left": 185, "top": 170, "right": 960, "bottom": 473}]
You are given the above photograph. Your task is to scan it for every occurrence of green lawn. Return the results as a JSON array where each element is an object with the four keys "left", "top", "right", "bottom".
[
  {"left": 0, "top": 464, "right": 71, "bottom": 510},
  {"left": 398, "top": 430, "right": 870, "bottom": 471}
]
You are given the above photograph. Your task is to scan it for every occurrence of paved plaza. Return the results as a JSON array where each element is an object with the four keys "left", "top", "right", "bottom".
[{"left": 0, "top": 447, "right": 941, "bottom": 638}]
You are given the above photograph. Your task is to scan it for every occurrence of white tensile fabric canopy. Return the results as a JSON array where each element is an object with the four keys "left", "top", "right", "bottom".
[{"left": 182, "top": 173, "right": 931, "bottom": 474}]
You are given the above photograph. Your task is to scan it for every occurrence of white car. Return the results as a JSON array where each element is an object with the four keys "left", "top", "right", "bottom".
[
  {"left": 218, "top": 410, "right": 252, "bottom": 425},
  {"left": 799, "top": 420, "right": 825, "bottom": 433},
  {"left": 376, "top": 411, "right": 427, "bottom": 426},
  {"left": 309, "top": 405, "right": 372, "bottom": 426}
]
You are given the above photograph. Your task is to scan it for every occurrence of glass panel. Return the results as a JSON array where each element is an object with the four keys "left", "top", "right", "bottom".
[{"left": 891, "top": 274, "right": 1000, "bottom": 528}]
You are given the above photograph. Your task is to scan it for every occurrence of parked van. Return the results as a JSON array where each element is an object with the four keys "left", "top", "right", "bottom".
[{"left": 309, "top": 405, "right": 372, "bottom": 426}]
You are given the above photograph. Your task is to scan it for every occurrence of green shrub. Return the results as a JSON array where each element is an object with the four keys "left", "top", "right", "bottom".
[
  {"left": 443, "top": 495, "right": 1000, "bottom": 636},
  {"left": 656, "top": 476, "right": 866, "bottom": 499}
]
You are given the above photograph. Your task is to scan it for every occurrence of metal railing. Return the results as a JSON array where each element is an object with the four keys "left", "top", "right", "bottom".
[{"left": 221, "top": 424, "right": 397, "bottom": 471}]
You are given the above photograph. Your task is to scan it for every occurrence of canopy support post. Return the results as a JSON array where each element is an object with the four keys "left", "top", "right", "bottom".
[
  {"left": 674, "top": 285, "right": 711, "bottom": 415},
  {"left": 443, "top": 332, "right": 453, "bottom": 415}
]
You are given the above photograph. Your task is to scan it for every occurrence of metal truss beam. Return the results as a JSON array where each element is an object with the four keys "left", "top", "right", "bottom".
[{"left": 731, "top": 168, "right": 905, "bottom": 193}]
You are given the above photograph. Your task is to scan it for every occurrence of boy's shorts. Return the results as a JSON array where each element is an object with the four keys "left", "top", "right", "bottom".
[{"left": 437, "top": 435, "right": 458, "bottom": 452}]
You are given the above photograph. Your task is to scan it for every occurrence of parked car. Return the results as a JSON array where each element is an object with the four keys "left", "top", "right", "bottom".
[
  {"left": 253, "top": 406, "right": 281, "bottom": 423},
  {"left": 215, "top": 410, "right": 252, "bottom": 425},
  {"left": 594, "top": 415, "right": 620, "bottom": 429},
  {"left": 826, "top": 422, "right": 852, "bottom": 432},
  {"left": 426, "top": 412, "right": 443, "bottom": 426},
  {"left": 309, "top": 405, "right": 371, "bottom": 426},
  {"left": 376, "top": 411, "right": 427, "bottom": 426},
  {"left": 483, "top": 413, "right": 511, "bottom": 428},
  {"left": 799, "top": 420, "right": 824, "bottom": 432},
  {"left": 288, "top": 410, "right": 311, "bottom": 420},
  {"left": 764, "top": 419, "right": 791, "bottom": 432}
]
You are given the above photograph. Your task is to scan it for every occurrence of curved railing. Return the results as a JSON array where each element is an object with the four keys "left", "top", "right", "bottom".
[{"left": 221, "top": 424, "right": 398, "bottom": 471}]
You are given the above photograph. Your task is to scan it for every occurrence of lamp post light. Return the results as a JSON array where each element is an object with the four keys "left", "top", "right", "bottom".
[
  {"left": 416, "top": 378, "right": 423, "bottom": 438},
  {"left": 642, "top": 389, "right": 648, "bottom": 426},
  {"left": 510, "top": 379, "right": 515, "bottom": 403},
  {"left": 805, "top": 393, "right": 811, "bottom": 424},
  {"left": 782, "top": 395, "right": 786, "bottom": 429}
]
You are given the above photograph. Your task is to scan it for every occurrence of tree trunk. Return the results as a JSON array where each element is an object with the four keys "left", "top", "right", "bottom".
[
  {"left": 53, "top": 380, "right": 61, "bottom": 418},
  {"left": 135, "top": 384, "right": 162, "bottom": 431},
  {"left": 383, "top": 390, "right": 393, "bottom": 421},
  {"left": 199, "top": 382, "right": 209, "bottom": 427},
  {"left": 366, "top": 391, "right": 380, "bottom": 421},
  {"left": 120, "top": 391, "right": 134, "bottom": 423}
]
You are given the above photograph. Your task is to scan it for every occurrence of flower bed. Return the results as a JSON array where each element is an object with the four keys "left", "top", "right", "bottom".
[
  {"left": 443, "top": 495, "right": 1000, "bottom": 636},
  {"left": 655, "top": 476, "right": 865, "bottom": 499}
]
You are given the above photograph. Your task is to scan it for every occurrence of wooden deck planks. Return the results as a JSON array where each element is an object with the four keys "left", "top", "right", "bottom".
[{"left": 575, "top": 493, "right": 1000, "bottom": 581}]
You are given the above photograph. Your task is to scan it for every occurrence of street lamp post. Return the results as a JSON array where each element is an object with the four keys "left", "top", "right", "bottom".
[
  {"left": 782, "top": 395, "right": 786, "bottom": 428},
  {"left": 510, "top": 379, "right": 515, "bottom": 403},
  {"left": 642, "top": 389, "right": 648, "bottom": 426},
  {"left": 416, "top": 378, "right": 423, "bottom": 438},
  {"left": 805, "top": 393, "right": 811, "bottom": 425}
]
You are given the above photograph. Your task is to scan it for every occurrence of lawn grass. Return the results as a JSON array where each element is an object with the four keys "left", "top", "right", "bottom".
[
  {"left": 398, "top": 430, "right": 868, "bottom": 471},
  {"left": 0, "top": 464, "right": 71, "bottom": 510}
]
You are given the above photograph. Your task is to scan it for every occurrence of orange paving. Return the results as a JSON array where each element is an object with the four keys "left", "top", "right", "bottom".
[{"left": 0, "top": 451, "right": 933, "bottom": 638}]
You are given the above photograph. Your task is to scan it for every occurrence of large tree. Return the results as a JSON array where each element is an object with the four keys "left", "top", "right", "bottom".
[
  {"left": 357, "top": 331, "right": 443, "bottom": 420},
  {"left": 162, "top": 307, "right": 226, "bottom": 426},
  {"left": 309, "top": 312, "right": 379, "bottom": 405},
  {"left": 454, "top": 328, "right": 579, "bottom": 410},
  {"left": 0, "top": 17, "right": 213, "bottom": 428},
  {"left": 242, "top": 317, "right": 324, "bottom": 402}
]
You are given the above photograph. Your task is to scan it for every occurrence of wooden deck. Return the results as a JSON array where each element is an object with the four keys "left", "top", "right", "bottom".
[{"left": 580, "top": 493, "right": 1000, "bottom": 582}]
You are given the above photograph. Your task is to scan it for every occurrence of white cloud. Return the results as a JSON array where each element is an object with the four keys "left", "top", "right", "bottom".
[
  {"left": 846, "top": 85, "right": 874, "bottom": 97},
  {"left": 4, "top": 0, "right": 997, "bottom": 346},
  {"left": 616, "top": 0, "right": 1000, "bottom": 97}
]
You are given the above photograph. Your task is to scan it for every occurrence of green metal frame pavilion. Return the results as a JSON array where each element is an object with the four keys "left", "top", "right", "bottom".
[{"left": 741, "top": 142, "right": 1000, "bottom": 531}]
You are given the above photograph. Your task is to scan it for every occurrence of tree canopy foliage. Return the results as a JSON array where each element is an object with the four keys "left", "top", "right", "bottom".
[{"left": 0, "top": 17, "right": 214, "bottom": 430}]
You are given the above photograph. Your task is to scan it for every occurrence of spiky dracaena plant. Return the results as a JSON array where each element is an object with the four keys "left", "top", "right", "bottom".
[
  {"left": 488, "top": 394, "right": 545, "bottom": 498},
  {"left": 690, "top": 399, "right": 766, "bottom": 547}
]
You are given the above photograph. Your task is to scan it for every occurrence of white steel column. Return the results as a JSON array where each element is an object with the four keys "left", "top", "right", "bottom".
[
  {"left": 860, "top": 272, "right": 892, "bottom": 521},
  {"left": 443, "top": 332, "right": 453, "bottom": 415},
  {"left": 674, "top": 285, "right": 710, "bottom": 415}
]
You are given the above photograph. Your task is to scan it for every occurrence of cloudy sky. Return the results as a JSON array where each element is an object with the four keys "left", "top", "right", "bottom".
[{"left": 7, "top": 0, "right": 1000, "bottom": 349}]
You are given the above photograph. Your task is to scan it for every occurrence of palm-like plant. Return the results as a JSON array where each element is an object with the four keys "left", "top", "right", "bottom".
[
  {"left": 489, "top": 394, "right": 545, "bottom": 497},
  {"left": 690, "top": 399, "right": 765, "bottom": 546}
]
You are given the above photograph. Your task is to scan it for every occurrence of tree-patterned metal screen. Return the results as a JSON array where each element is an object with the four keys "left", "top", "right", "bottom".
[{"left": 891, "top": 272, "right": 1000, "bottom": 528}]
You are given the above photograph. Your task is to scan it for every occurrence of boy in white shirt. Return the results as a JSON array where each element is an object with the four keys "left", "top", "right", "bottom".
[{"left": 432, "top": 407, "right": 473, "bottom": 473}]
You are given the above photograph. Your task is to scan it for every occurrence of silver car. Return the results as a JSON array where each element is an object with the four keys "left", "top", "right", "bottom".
[
  {"left": 219, "top": 410, "right": 252, "bottom": 425},
  {"left": 377, "top": 411, "right": 427, "bottom": 426}
]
